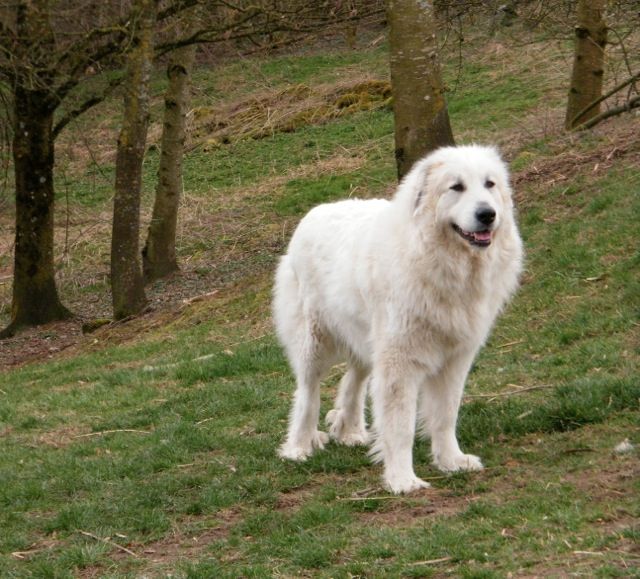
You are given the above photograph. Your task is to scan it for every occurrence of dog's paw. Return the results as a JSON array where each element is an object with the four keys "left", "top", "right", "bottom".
[
  {"left": 278, "top": 431, "right": 329, "bottom": 461},
  {"left": 338, "top": 430, "right": 370, "bottom": 446},
  {"left": 384, "top": 472, "right": 431, "bottom": 495},
  {"left": 434, "top": 452, "right": 483, "bottom": 473},
  {"left": 326, "top": 409, "right": 369, "bottom": 446}
]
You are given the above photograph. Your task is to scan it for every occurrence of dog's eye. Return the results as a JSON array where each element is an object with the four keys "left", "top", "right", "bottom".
[
  {"left": 485, "top": 179, "right": 495, "bottom": 188},
  {"left": 450, "top": 182, "right": 465, "bottom": 192}
]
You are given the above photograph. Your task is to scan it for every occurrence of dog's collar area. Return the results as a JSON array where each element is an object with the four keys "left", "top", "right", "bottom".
[{"left": 452, "top": 224, "right": 492, "bottom": 247}]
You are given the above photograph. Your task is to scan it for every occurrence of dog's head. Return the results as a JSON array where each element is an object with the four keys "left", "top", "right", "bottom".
[{"left": 404, "top": 145, "right": 513, "bottom": 250}]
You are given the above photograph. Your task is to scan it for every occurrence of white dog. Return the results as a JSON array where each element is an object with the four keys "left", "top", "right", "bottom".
[{"left": 273, "top": 145, "right": 523, "bottom": 494}]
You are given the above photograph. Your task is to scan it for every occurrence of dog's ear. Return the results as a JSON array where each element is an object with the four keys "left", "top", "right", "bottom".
[
  {"left": 394, "top": 153, "right": 444, "bottom": 217},
  {"left": 412, "top": 160, "right": 443, "bottom": 216},
  {"left": 414, "top": 188, "right": 426, "bottom": 213}
]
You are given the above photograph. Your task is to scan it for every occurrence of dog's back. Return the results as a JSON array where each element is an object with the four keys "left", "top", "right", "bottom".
[{"left": 273, "top": 198, "right": 390, "bottom": 363}]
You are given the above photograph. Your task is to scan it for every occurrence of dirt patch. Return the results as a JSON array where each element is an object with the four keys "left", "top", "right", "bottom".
[
  {"left": 134, "top": 509, "right": 242, "bottom": 562},
  {"left": 74, "top": 508, "right": 244, "bottom": 577},
  {"left": 563, "top": 456, "right": 639, "bottom": 507},
  {"left": 353, "top": 486, "right": 469, "bottom": 526},
  {"left": 35, "top": 425, "right": 89, "bottom": 448},
  {"left": 0, "top": 320, "right": 83, "bottom": 369},
  {"left": 275, "top": 485, "right": 318, "bottom": 512}
]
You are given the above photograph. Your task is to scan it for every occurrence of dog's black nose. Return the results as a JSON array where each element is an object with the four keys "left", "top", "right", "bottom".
[{"left": 475, "top": 206, "right": 496, "bottom": 226}]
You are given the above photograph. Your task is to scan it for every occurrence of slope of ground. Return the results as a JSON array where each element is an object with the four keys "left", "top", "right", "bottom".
[{"left": 0, "top": 23, "right": 639, "bottom": 578}]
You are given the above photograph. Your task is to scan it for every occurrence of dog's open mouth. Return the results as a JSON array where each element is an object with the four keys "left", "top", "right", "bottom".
[{"left": 452, "top": 224, "right": 493, "bottom": 248}]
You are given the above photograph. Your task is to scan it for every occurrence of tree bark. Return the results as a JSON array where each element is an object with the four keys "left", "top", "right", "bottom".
[
  {"left": 1, "top": 2, "right": 72, "bottom": 338},
  {"left": 1, "top": 90, "right": 73, "bottom": 338},
  {"left": 110, "top": 0, "right": 156, "bottom": 320},
  {"left": 142, "top": 42, "right": 196, "bottom": 283},
  {"left": 565, "top": 0, "right": 608, "bottom": 130},
  {"left": 387, "top": 0, "right": 455, "bottom": 180}
]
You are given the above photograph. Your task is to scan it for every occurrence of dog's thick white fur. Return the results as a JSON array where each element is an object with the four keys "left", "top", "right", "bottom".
[{"left": 273, "top": 145, "right": 523, "bottom": 494}]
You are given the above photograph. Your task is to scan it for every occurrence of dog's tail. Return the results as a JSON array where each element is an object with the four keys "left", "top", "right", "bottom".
[{"left": 272, "top": 255, "right": 303, "bottom": 352}]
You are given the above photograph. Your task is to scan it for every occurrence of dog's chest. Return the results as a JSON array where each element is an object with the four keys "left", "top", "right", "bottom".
[{"left": 407, "top": 267, "right": 499, "bottom": 344}]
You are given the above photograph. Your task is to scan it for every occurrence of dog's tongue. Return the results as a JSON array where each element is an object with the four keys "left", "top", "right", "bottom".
[{"left": 474, "top": 230, "right": 492, "bottom": 242}]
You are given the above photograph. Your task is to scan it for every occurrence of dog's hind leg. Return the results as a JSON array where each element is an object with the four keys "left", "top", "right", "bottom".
[
  {"left": 275, "top": 257, "right": 333, "bottom": 461},
  {"left": 278, "top": 320, "right": 334, "bottom": 462},
  {"left": 326, "top": 360, "right": 370, "bottom": 446}
]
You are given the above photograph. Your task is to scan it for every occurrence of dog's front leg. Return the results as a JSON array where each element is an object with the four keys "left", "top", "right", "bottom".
[
  {"left": 422, "top": 349, "right": 483, "bottom": 473},
  {"left": 369, "top": 358, "right": 430, "bottom": 494}
]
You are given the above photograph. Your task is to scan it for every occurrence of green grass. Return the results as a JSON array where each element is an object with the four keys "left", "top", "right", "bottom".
[
  {"left": 273, "top": 162, "right": 393, "bottom": 216},
  {"left": 1, "top": 347, "right": 637, "bottom": 577},
  {"left": 448, "top": 64, "right": 542, "bottom": 131},
  {"left": 184, "top": 107, "right": 394, "bottom": 194},
  {"left": 2, "top": 31, "right": 640, "bottom": 578},
  {"left": 190, "top": 45, "right": 390, "bottom": 106}
]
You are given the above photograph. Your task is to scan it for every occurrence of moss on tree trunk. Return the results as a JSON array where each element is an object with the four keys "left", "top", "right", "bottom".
[
  {"left": 142, "top": 43, "right": 196, "bottom": 283},
  {"left": 565, "top": 0, "right": 608, "bottom": 130},
  {"left": 110, "top": 0, "right": 156, "bottom": 320},
  {"left": 1, "top": 4, "right": 73, "bottom": 339},
  {"left": 387, "top": 0, "right": 455, "bottom": 180}
]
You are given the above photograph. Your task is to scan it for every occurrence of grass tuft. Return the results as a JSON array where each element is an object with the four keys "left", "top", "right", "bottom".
[{"left": 460, "top": 377, "right": 639, "bottom": 449}]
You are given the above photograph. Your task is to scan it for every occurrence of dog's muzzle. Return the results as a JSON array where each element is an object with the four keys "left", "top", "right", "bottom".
[
  {"left": 453, "top": 205, "right": 497, "bottom": 247},
  {"left": 452, "top": 224, "right": 493, "bottom": 247}
]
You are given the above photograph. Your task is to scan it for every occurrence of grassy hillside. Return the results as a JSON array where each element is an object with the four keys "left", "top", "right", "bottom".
[{"left": 0, "top": 27, "right": 639, "bottom": 578}]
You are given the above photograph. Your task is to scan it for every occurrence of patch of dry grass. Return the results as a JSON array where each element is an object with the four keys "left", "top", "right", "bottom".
[{"left": 185, "top": 77, "right": 391, "bottom": 150}]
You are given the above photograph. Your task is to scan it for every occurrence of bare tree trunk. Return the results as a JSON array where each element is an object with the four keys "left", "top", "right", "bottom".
[
  {"left": 344, "top": 0, "right": 358, "bottom": 49},
  {"left": 142, "top": 42, "right": 196, "bottom": 283},
  {"left": 1, "top": 89, "right": 73, "bottom": 338},
  {"left": 387, "top": 0, "right": 455, "bottom": 180},
  {"left": 1, "top": 2, "right": 72, "bottom": 338},
  {"left": 110, "top": 0, "right": 156, "bottom": 320},
  {"left": 565, "top": 0, "right": 608, "bottom": 130}
]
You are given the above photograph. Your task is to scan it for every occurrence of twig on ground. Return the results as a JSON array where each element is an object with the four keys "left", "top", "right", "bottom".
[
  {"left": 410, "top": 556, "right": 453, "bottom": 566},
  {"left": 496, "top": 339, "right": 525, "bottom": 349},
  {"left": 78, "top": 530, "right": 139, "bottom": 558},
  {"left": 195, "top": 417, "right": 215, "bottom": 425},
  {"left": 181, "top": 290, "right": 219, "bottom": 305},
  {"left": 339, "top": 495, "right": 409, "bottom": 502},
  {"left": 11, "top": 548, "right": 45, "bottom": 559},
  {"left": 73, "top": 429, "right": 152, "bottom": 438},
  {"left": 563, "top": 447, "right": 595, "bottom": 454},
  {"left": 465, "top": 384, "right": 554, "bottom": 402}
]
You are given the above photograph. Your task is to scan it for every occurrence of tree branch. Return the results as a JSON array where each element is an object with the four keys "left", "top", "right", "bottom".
[
  {"left": 576, "top": 94, "right": 640, "bottom": 130},
  {"left": 156, "top": 0, "right": 200, "bottom": 22},
  {"left": 154, "top": 4, "right": 385, "bottom": 56},
  {"left": 53, "top": 73, "right": 125, "bottom": 138},
  {"left": 570, "top": 70, "right": 640, "bottom": 128}
]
